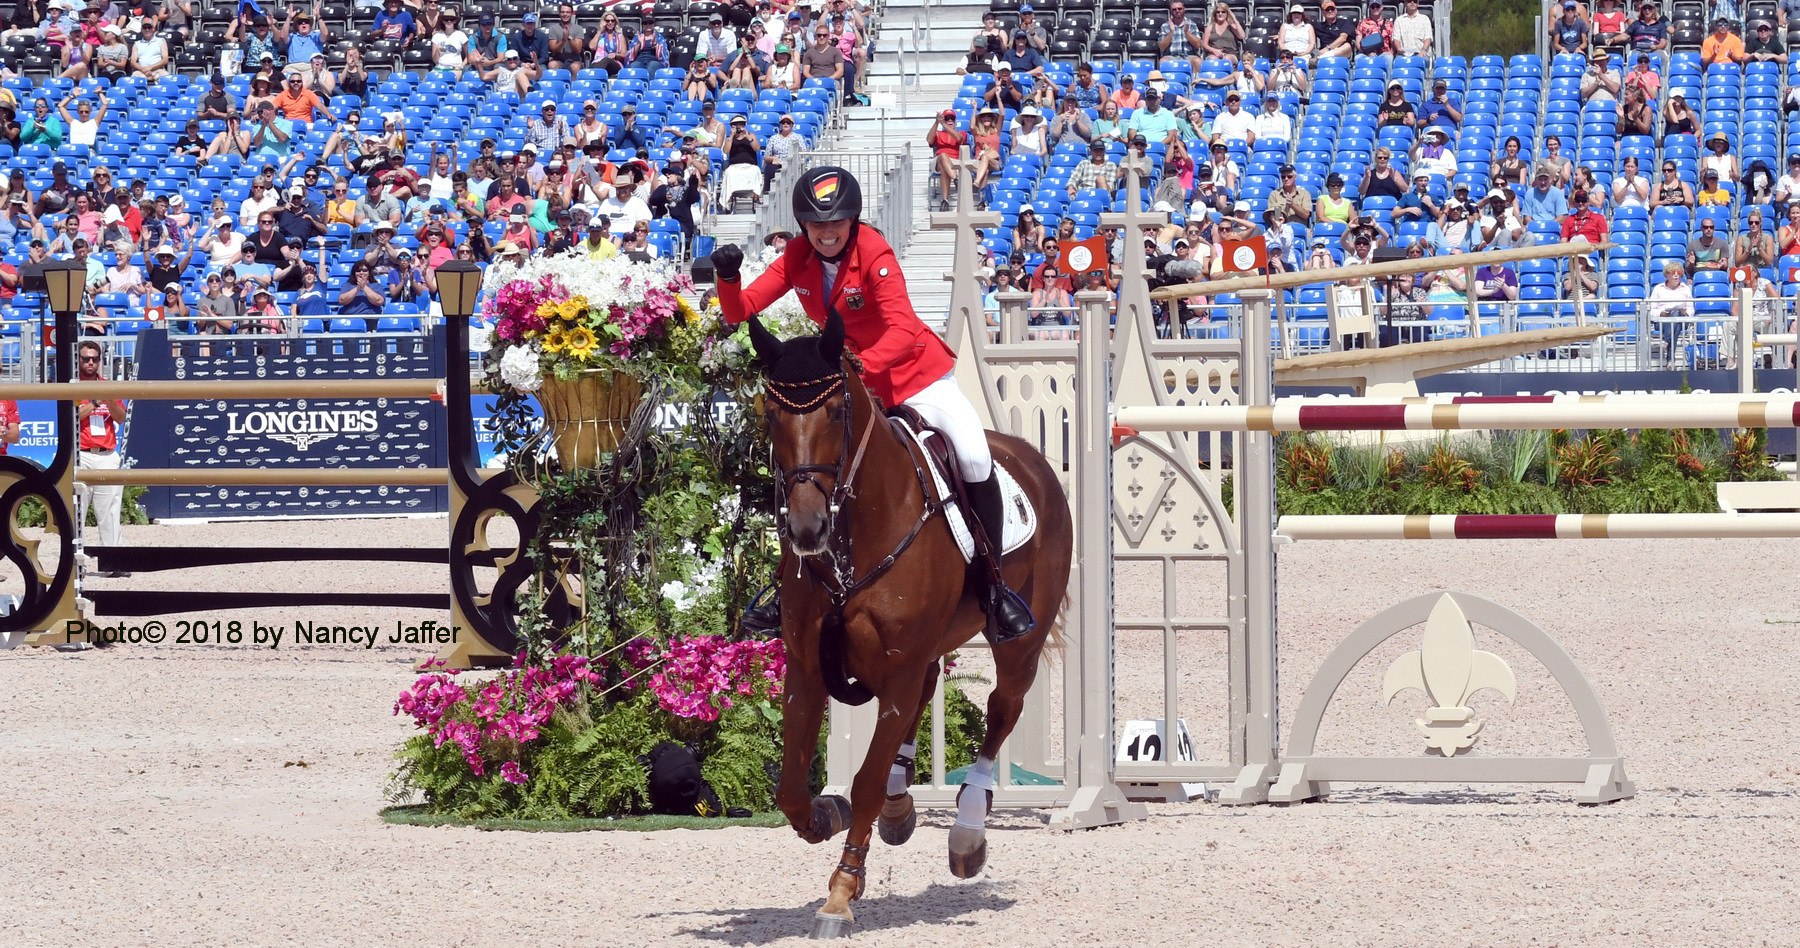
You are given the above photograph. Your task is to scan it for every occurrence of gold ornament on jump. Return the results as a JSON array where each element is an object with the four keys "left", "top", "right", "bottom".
[{"left": 534, "top": 372, "right": 643, "bottom": 470}]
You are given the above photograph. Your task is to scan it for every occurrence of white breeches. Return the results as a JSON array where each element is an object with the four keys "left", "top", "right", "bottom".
[{"left": 903, "top": 372, "right": 993, "bottom": 482}]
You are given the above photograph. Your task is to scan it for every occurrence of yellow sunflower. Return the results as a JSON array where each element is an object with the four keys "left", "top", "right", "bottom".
[
  {"left": 543, "top": 328, "right": 569, "bottom": 353},
  {"left": 565, "top": 325, "right": 598, "bottom": 359},
  {"left": 535, "top": 301, "right": 561, "bottom": 321},
  {"left": 675, "top": 295, "right": 699, "bottom": 325},
  {"left": 562, "top": 296, "right": 589, "bottom": 321}
]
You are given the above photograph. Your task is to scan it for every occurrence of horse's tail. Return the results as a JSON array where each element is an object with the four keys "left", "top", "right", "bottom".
[
  {"left": 1046, "top": 590, "right": 1071, "bottom": 656},
  {"left": 818, "top": 605, "right": 875, "bottom": 706}
]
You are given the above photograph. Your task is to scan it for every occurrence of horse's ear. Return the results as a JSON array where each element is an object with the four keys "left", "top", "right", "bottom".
[
  {"left": 819, "top": 309, "right": 845, "bottom": 362},
  {"left": 745, "top": 313, "right": 783, "bottom": 365}
]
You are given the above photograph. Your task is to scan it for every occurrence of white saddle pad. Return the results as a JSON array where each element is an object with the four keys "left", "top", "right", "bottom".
[{"left": 898, "top": 423, "right": 1038, "bottom": 564}]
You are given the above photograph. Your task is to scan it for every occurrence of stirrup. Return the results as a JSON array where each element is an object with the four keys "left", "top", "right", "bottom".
[
  {"left": 740, "top": 584, "right": 781, "bottom": 637},
  {"left": 981, "top": 584, "right": 1036, "bottom": 644}
]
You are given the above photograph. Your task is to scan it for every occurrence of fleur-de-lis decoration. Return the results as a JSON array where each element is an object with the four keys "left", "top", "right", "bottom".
[{"left": 1381, "top": 595, "right": 1517, "bottom": 756}]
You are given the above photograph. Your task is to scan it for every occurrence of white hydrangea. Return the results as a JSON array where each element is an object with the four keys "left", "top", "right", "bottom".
[
  {"left": 660, "top": 579, "right": 697, "bottom": 612},
  {"left": 498, "top": 341, "right": 544, "bottom": 393},
  {"left": 738, "top": 259, "right": 809, "bottom": 329}
]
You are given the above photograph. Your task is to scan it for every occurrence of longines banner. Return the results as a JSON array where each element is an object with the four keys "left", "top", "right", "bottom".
[{"left": 128, "top": 327, "right": 452, "bottom": 521}]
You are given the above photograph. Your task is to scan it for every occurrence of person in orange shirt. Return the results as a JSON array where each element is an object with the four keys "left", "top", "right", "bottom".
[
  {"left": 325, "top": 176, "right": 357, "bottom": 225},
  {"left": 273, "top": 71, "right": 338, "bottom": 125},
  {"left": 1700, "top": 19, "right": 1747, "bottom": 66},
  {"left": 1110, "top": 72, "right": 1143, "bottom": 110}
]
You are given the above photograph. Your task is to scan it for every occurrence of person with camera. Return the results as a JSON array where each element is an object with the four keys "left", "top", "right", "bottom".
[
  {"left": 1338, "top": 215, "right": 1389, "bottom": 259},
  {"left": 0, "top": 194, "right": 43, "bottom": 244},
  {"left": 243, "top": 286, "right": 286, "bottom": 334},
  {"left": 649, "top": 163, "right": 703, "bottom": 241},
  {"left": 1474, "top": 189, "right": 1530, "bottom": 251},
  {"left": 726, "top": 27, "right": 769, "bottom": 90}
]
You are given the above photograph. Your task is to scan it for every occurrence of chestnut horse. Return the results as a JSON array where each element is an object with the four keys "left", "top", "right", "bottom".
[{"left": 746, "top": 314, "right": 1073, "bottom": 937}]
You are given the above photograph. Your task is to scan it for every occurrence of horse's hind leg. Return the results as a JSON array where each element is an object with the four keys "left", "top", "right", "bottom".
[
  {"left": 814, "top": 670, "right": 929, "bottom": 937},
  {"left": 949, "top": 617, "right": 1048, "bottom": 879},
  {"left": 878, "top": 661, "right": 937, "bottom": 847}
]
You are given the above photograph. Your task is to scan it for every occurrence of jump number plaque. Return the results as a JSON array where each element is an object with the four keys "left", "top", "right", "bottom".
[{"left": 1117, "top": 718, "right": 1207, "bottom": 802}]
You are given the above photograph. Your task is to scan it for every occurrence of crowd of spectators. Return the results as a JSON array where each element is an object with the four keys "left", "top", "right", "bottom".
[
  {"left": 954, "top": 1, "right": 1800, "bottom": 349},
  {"left": 0, "top": 0, "right": 861, "bottom": 339}
]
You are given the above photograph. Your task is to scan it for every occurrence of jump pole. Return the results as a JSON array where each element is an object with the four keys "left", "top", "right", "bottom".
[
  {"left": 1277, "top": 512, "right": 1800, "bottom": 540},
  {"left": 1117, "top": 397, "right": 1800, "bottom": 433},
  {"left": 0, "top": 379, "right": 451, "bottom": 400},
  {"left": 75, "top": 468, "right": 450, "bottom": 486}
]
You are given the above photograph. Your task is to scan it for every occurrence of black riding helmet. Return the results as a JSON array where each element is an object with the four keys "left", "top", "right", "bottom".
[{"left": 792, "top": 166, "right": 862, "bottom": 223}]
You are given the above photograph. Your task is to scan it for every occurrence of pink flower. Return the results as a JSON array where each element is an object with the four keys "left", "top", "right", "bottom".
[
  {"left": 647, "top": 636, "right": 787, "bottom": 720},
  {"left": 500, "top": 761, "right": 529, "bottom": 785}
]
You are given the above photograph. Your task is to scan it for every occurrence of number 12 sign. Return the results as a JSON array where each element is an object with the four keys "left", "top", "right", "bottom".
[{"left": 1117, "top": 718, "right": 1207, "bottom": 802}]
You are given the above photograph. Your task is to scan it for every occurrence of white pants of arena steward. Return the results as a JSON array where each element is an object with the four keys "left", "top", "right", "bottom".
[
  {"left": 903, "top": 372, "right": 993, "bottom": 482},
  {"left": 75, "top": 448, "right": 122, "bottom": 549}
]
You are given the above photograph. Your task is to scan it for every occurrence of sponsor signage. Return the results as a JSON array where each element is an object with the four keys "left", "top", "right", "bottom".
[{"left": 126, "top": 327, "right": 452, "bottom": 520}]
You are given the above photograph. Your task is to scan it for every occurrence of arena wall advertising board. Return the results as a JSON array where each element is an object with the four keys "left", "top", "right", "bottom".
[{"left": 126, "top": 327, "right": 452, "bottom": 521}]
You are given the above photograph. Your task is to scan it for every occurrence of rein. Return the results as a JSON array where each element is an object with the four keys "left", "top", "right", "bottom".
[{"left": 770, "top": 363, "right": 943, "bottom": 610}]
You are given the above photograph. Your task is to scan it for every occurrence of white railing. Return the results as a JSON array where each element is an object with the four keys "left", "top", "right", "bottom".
[{"left": 984, "top": 291, "right": 1800, "bottom": 377}]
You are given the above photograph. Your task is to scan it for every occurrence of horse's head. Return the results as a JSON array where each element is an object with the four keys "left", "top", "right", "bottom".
[{"left": 748, "top": 312, "right": 851, "bottom": 557}]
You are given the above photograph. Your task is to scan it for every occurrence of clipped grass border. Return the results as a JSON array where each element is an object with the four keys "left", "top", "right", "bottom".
[{"left": 379, "top": 804, "right": 788, "bottom": 833}]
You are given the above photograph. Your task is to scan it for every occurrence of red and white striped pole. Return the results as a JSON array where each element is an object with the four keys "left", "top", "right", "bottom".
[
  {"left": 1276, "top": 513, "right": 1800, "bottom": 540},
  {"left": 1115, "top": 395, "right": 1800, "bottom": 434}
]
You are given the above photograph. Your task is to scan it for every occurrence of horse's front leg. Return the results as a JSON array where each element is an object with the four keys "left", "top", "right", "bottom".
[
  {"left": 814, "top": 669, "right": 929, "bottom": 937},
  {"left": 776, "top": 670, "right": 849, "bottom": 845}
]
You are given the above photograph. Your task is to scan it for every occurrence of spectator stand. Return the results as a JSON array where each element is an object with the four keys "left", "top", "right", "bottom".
[{"left": 932, "top": 2, "right": 1800, "bottom": 374}]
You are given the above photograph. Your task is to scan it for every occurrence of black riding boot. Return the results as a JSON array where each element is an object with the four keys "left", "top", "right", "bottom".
[
  {"left": 964, "top": 473, "right": 1035, "bottom": 643},
  {"left": 740, "top": 584, "right": 782, "bottom": 637}
]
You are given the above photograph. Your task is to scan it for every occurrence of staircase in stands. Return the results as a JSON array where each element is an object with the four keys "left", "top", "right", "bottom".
[{"left": 840, "top": 0, "right": 989, "bottom": 327}]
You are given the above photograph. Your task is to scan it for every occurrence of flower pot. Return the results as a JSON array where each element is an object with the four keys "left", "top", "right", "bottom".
[{"left": 535, "top": 372, "right": 644, "bottom": 469}]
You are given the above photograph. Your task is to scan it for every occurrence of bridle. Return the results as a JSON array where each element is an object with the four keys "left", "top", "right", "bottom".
[{"left": 766, "top": 360, "right": 942, "bottom": 609}]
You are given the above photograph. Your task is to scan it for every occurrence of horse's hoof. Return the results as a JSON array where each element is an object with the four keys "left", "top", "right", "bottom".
[
  {"left": 878, "top": 794, "right": 917, "bottom": 846},
  {"left": 947, "top": 824, "right": 988, "bottom": 879},
  {"left": 811, "top": 911, "right": 854, "bottom": 939},
  {"left": 801, "top": 794, "right": 852, "bottom": 844}
]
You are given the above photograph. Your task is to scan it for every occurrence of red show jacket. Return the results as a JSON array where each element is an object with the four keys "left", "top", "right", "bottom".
[{"left": 718, "top": 225, "right": 955, "bottom": 406}]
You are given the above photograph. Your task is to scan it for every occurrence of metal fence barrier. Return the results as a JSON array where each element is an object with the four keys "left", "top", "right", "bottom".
[{"left": 754, "top": 146, "right": 915, "bottom": 256}]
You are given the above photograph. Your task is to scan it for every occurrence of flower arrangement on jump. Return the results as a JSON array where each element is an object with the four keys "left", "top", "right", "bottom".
[
  {"left": 393, "top": 654, "right": 605, "bottom": 787},
  {"left": 387, "top": 248, "right": 991, "bottom": 823},
  {"left": 483, "top": 254, "right": 701, "bottom": 395},
  {"left": 389, "top": 640, "right": 790, "bottom": 818}
]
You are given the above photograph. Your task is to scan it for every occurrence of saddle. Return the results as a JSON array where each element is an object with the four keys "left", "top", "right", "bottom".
[{"left": 885, "top": 405, "right": 1036, "bottom": 563}]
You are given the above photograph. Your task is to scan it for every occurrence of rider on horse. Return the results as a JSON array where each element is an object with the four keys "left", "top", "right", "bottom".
[{"left": 710, "top": 165, "right": 1035, "bottom": 644}]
